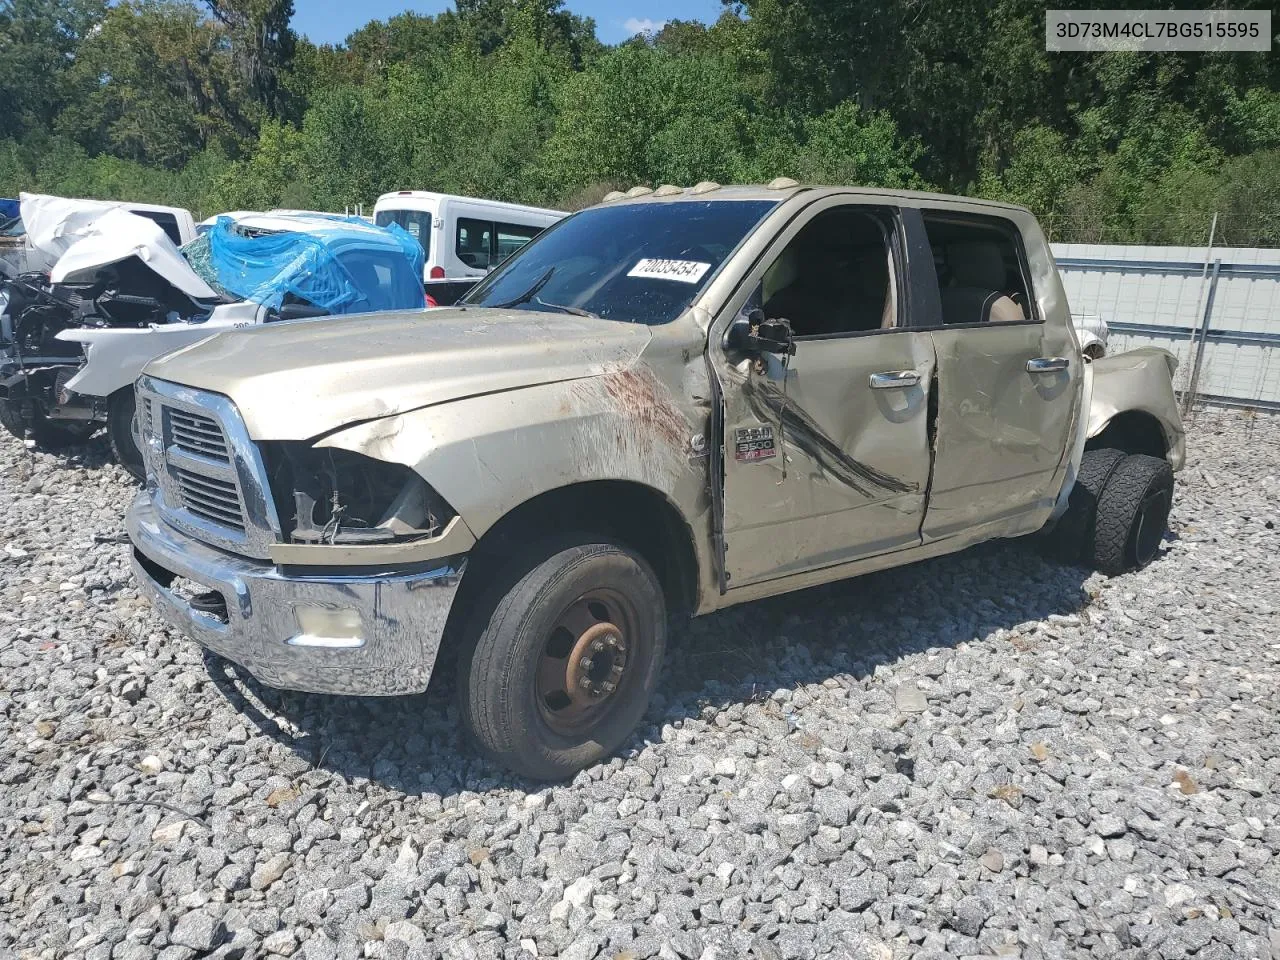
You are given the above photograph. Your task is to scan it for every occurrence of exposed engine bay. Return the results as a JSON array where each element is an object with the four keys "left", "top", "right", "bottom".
[{"left": 0, "top": 261, "right": 220, "bottom": 435}]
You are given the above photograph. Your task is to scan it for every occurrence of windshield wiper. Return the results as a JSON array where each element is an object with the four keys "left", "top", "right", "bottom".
[
  {"left": 492, "top": 266, "right": 555, "bottom": 309},
  {"left": 533, "top": 296, "right": 600, "bottom": 319}
]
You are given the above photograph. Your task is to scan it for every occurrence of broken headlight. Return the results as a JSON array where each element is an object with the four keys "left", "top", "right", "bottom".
[{"left": 261, "top": 442, "right": 456, "bottom": 546}]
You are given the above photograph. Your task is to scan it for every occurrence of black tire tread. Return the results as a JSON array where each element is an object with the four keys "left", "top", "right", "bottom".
[
  {"left": 457, "top": 539, "right": 666, "bottom": 781},
  {"left": 1093, "top": 454, "right": 1173, "bottom": 576},
  {"left": 0, "top": 402, "right": 23, "bottom": 441},
  {"left": 108, "top": 390, "right": 145, "bottom": 482},
  {"left": 1048, "top": 447, "right": 1126, "bottom": 563}
]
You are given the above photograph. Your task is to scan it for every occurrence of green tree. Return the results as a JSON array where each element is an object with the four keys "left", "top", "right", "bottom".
[
  {"left": 203, "top": 0, "right": 297, "bottom": 118},
  {"left": 58, "top": 1, "right": 253, "bottom": 168},
  {"left": 0, "top": 0, "right": 107, "bottom": 140}
]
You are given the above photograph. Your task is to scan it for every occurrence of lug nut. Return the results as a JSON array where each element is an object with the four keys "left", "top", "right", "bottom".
[
  {"left": 592, "top": 639, "right": 605, "bottom": 652},
  {"left": 601, "top": 681, "right": 617, "bottom": 694},
  {"left": 578, "top": 657, "right": 593, "bottom": 671}
]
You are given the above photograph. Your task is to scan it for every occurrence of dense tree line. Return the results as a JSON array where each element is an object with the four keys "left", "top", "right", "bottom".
[{"left": 1, "top": 0, "right": 1277, "bottom": 244}]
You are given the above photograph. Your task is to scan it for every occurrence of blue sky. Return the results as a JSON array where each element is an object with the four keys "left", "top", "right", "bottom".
[{"left": 292, "top": 1, "right": 729, "bottom": 47}]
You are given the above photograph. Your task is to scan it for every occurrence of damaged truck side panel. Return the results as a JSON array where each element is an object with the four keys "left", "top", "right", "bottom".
[{"left": 125, "top": 183, "right": 1187, "bottom": 780}]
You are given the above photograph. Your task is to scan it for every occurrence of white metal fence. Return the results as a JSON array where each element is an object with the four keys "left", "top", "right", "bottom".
[{"left": 1052, "top": 241, "right": 1280, "bottom": 412}]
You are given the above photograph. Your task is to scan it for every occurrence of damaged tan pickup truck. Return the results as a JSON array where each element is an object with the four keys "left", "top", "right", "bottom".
[{"left": 127, "top": 183, "right": 1185, "bottom": 779}]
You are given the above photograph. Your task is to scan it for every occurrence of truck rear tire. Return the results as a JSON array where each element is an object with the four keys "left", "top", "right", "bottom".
[
  {"left": 457, "top": 540, "right": 666, "bottom": 781},
  {"left": 1046, "top": 448, "right": 1126, "bottom": 564},
  {"left": 1092, "top": 454, "right": 1174, "bottom": 576},
  {"left": 108, "top": 389, "right": 145, "bottom": 482}
]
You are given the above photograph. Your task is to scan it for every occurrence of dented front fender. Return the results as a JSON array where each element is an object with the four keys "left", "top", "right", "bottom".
[{"left": 315, "top": 367, "right": 709, "bottom": 543}]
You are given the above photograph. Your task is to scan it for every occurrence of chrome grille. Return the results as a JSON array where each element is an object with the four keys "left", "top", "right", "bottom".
[
  {"left": 136, "top": 376, "right": 282, "bottom": 559},
  {"left": 172, "top": 466, "right": 246, "bottom": 531},
  {"left": 168, "top": 408, "right": 230, "bottom": 462}
]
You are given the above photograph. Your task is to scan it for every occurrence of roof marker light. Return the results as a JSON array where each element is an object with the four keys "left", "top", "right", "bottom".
[
  {"left": 768, "top": 177, "right": 800, "bottom": 190},
  {"left": 602, "top": 191, "right": 626, "bottom": 202},
  {"left": 690, "top": 181, "right": 721, "bottom": 195},
  {"left": 625, "top": 186, "right": 654, "bottom": 198},
  {"left": 653, "top": 184, "right": 683, "bottom": 197}
]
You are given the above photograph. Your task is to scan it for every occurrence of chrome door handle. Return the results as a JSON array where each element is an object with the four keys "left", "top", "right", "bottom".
[
  {"left": 869, "top": 370, "right": 921, "bottom": 389},
  {"left": 1027, "top": 357, "right": 1069, "bottom": 373}
]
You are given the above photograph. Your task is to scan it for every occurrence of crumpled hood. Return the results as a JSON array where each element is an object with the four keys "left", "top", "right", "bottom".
[{"left": 143, "top": 307, "right": 652, "bottom": 440}]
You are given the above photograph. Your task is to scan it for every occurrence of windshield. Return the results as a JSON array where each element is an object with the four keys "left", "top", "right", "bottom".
[
  {"left": 463, "top": 200, "right": 777, "bottom": 324},
  {"left": 375, "top": 208, "right": 433, "bottom": 259}
]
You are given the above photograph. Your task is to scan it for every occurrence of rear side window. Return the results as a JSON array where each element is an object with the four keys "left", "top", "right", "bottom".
[
  {"left": 496, "top": 222, "right": 542, "bottom": 262},
  {"left": 135, "top": 211, "right": 182, "bottom": 245},
  {"left": 375, "top": 209, "right": 432, "bottom": 259},
  {"left": 456, "top": 218, "right": 547, "bottom": 270},
  {"left": 337, "top": 249, "right": 424, "bottom": 312},
  {"left": 456, "top": 217, "right": 494, "bottom": 269},
  {"left": 922, "top": 213, "right": 1034, "bottom": 326}
]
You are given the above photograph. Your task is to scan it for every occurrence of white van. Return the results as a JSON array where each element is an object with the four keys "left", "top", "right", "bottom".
[{"left": 374, "top": 191, "right": 563, "bottom": 304}]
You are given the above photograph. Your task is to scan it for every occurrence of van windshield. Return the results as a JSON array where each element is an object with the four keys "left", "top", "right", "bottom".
[
  {"left": 463, "top": 200, "right": 777, "bottom": 325},
  {"left": 375, "top": 209, "right": 432, "bottom": 259}
]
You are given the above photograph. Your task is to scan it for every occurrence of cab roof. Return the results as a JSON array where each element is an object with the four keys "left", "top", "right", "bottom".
[{"left": 597, "top": 182, "right": 1034, "bottom": 217}]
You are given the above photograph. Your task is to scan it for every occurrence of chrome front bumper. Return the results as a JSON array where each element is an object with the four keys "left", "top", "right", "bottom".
[{"left": 127, "top": 492, "right": 464, "bottom": 696}]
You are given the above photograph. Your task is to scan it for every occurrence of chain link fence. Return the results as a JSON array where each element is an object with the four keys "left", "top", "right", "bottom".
[{"left": 1049, "top": 210, "right": 1280, "bottom": 416}]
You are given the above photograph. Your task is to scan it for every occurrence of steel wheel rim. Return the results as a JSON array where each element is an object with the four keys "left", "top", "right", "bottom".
[
  {"left": 536, "top": 589, "right": 643, "bottom": 737},
  {"left": 1131, "top": 488, "right": 1168, "bottom": 566}
]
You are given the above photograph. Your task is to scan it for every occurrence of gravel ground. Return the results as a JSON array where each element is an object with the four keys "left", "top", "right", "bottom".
[{"left": 1, "top": 408, "right": 1278, "bottom": 960}]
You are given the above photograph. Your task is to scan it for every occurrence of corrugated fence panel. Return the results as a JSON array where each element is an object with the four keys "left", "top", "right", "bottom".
[{"left": 1051, "top": 243, "right": 1280, "bottom": 409}]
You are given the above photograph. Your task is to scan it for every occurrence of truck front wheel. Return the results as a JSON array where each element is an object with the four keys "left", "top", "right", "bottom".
[
  {"left": 1092, "top": 454, "right": 1174, "bottom": 575},
  {"left": 457, "top": 540, "right": 666, "bottom": 780}
]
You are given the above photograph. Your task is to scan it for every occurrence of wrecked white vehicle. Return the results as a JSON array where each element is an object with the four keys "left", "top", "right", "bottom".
[
  {"left": 0, "top": 209, "right": 425, "bottom": 477},
  {"left": 1074, "top": 312, "right": 1110, "bottom": 359},
  {"left": 127, "top": 183, "right": 1185, "bottom": 780}
]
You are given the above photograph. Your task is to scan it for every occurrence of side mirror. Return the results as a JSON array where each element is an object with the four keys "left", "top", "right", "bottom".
[{"left": 724, "top": 307, "right": 796, "bottom": 356}]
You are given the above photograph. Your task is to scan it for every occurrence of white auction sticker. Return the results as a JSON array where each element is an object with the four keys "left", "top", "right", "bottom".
[{"left": 627, "top": 258, "right": 712, "bottom": 284}]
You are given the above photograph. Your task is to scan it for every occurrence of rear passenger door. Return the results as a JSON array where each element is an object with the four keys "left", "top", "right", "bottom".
[{"left": 914, "top": 208, "right": 1080, "bottom": 540}]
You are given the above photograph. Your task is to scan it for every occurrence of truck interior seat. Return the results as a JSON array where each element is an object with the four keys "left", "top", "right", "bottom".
[{"left": 939, "top": 240, "right": 1026, "bottom": 325}]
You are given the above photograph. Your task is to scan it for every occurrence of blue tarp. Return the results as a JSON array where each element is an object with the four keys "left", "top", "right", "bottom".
[
  {"left": 192, "top": 215, "right": 425, "bottom": 315},
  {"left": 0, "top": 199, "right": 18, "bottom": 221}
]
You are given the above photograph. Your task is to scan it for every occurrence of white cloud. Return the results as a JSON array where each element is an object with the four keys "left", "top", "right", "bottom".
[{"left": 624, "top": 17, "right": 668, "bottom": 36}]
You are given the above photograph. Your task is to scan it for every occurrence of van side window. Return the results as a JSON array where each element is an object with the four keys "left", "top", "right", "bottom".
[
  {"left": 760, "top": 206, "right": 898, "bottom": 338},
  {"left": 457, "top": 218, "right": 545, "bottom": 269},
  {"left": 456, "top": 218, "right": 494, "bottom": 269},
  {"left": 922, "top": 213, "right": 1033, "bottom": 325},
  {"left": 496, "top": 222, "right": 541, "bottom": 262}
]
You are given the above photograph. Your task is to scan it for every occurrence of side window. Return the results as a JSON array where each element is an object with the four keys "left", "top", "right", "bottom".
[
  {"left": 759, "top": 206, "right": 897, "bottom": 338},
  {"left": 922, "top": 213, "right": 1033, "bottom": 325},
  {"left": 135, "top": 211, "right": 182, "bottom": 245},
  {"left": 495, "top": 222, "right": 542, "bottom": 262},
  {"left": 456, "top": 218, "right": 494, "bottom": 269}
]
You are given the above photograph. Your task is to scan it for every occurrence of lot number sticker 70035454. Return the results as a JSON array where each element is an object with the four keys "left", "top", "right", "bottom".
[{"left": 627, "top": 259, "right": 712, "bottom": 284}]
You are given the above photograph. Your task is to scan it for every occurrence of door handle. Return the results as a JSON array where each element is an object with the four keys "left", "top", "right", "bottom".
[
  {"left": 1027, "top": 357, "right": 1069, "bottom": 373},
  {"left": 869, "top": 370, "right": 922, "bottom": 389}
]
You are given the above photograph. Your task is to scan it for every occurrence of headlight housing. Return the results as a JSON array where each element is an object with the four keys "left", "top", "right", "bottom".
[{"left": 260, "top": 441, "right": 456, "bottom": 545}]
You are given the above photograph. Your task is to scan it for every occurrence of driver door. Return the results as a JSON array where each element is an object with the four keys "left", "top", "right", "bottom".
[{"left": 711, "top": 200, "right": 936, "bottom": 588}]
